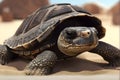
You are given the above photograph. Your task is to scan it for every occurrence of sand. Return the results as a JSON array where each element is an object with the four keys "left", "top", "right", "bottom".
[{"left": 0, "top": 14, "right": 119, "bottom": 79}]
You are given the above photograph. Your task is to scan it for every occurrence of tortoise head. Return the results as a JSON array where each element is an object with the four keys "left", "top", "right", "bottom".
[{"left": 57, "top": 27, "right": 98, "bottom": 56}]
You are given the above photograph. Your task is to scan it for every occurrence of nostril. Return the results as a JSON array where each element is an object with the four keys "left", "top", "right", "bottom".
[
  {"left": 87, "top": 32, "right": 90, "bottom": 34},
  {"left": 65, "top": 29, "right": 77, "bottom": 39},
  {"left": 80, "top": 30, "right": 91, "bottom": 38}
]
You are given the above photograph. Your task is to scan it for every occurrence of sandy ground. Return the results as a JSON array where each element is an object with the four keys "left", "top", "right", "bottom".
[{"left": 0, "top": 14, "right": 119, "bottom": 79}]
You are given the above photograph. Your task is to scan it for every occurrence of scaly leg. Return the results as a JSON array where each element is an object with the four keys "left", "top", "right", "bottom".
[
  {"left": 24, "top": 50, "right": 57, "bottom": 75},
  {"left": 89, "top": 41, "right": 120, "bottom": 67},
  {"left": 0, "top": 45, "right": 15, "bottom": 65}
]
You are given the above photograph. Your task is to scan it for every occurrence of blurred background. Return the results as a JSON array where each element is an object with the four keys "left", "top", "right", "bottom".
[{"left": 0, "top": 0, "right": 119, "bottom": 25}]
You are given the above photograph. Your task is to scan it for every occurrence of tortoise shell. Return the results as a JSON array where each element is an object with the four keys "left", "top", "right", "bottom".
[{"left": 4, "top": 3, "right": 105, "bottom": 50}]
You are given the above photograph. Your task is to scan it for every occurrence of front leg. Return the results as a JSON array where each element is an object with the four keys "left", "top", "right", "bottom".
[
  {"left": 24, "top": 50, "right": 57, "bottom": 75},
  {"left": 0, "top": 45, "right": 15, "bottom": 65},
  {"left": 89, "top": 41, "right": 120, "bottom": 67}
]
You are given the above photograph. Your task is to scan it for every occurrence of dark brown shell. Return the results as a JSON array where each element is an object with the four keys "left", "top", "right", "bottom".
[{"left": 4, "top": 3, "right": 105, "bottom": 50}]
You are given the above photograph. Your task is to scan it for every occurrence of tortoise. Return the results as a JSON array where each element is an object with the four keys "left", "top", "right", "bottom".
[{"left": 0, "top": 3, "right": 120, "bottom": 75}]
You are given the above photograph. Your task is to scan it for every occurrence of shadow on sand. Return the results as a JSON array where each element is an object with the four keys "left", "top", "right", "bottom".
[{"left": 6, "top": 57, "right": 115, "bottom": 74}]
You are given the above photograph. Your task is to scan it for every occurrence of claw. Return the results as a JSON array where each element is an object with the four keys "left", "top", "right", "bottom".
[
  {"left": 0, "top": 45, "right": 9, "bottom": 65},
  {"left": 24, "top": 64, "right": 39, "bottom": 75},
  {"left": 24, "top": 69, "right": 31, "bottom": 75},
  {"left": 0, "top": 54, "right": 8, "bottom": 65},
  {"left": 109, "top": 58, "right": 120, "bottom": 67},
  {"left": 24, "top": 67, "right": 52, "bottom": 75}
]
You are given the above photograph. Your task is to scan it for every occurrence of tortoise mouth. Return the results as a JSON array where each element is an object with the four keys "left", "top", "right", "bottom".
[{"left": 58, "top": 39, "right": 98, "bottom": 56}]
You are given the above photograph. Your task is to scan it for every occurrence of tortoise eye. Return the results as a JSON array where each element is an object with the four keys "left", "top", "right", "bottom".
[{"left": 65, "top": 29, "right": 77, "bottom": 39}]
